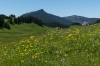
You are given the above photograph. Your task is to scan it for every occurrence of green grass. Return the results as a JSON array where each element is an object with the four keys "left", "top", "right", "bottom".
[
  {"left": 0, "top": 23, "right": 51, "bottom": 43},
  {"left": 0, "top": 23, "right": 100, "bottom": 66},
  {"left": 4, "top": 19, "right": 9, "bottom": 23}
]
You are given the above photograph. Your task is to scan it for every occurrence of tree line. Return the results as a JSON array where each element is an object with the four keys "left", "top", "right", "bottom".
[
  {"left": 0, "top": 14, "right": 44, "bottom": 29},
  {"left": 0, "top": 14, "right": 100, "bottom": 29}
]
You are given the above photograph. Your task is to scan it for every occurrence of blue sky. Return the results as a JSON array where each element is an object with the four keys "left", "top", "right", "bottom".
[{"left": 0, "top": 0, "right": 100, "bottom": 18}]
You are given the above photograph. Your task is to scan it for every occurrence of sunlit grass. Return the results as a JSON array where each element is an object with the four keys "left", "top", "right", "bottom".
[
  {"left": 0, "top": 23, "right": 51, "bottom": 43},
  {"left": 0, "top": 23, "right": 100, "bottom": 66}
]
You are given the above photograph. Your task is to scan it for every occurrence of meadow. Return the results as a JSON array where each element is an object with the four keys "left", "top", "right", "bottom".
[{"left": 0, "top": 23, "right": 100, "bottom": 66}]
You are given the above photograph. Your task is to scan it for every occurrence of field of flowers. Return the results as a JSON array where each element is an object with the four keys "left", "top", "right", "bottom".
[{"left": 0, "top": 24, "right": 100, "bottom": 66}]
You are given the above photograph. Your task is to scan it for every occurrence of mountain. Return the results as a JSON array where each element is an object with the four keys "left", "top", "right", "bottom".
[
  {"left": 63, "top": 15, "right": 99, "bottom": 24},
  {"left": 21, "top": 9, "right": 73, "bottom": 27}
]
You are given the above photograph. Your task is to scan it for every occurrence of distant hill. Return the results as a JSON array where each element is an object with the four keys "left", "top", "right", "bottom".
[
  {"left": 94, "top": 19, "right": 100, "bottom": 24},
  {"left": 21, "top": 9, "right": 73, "bottom": 27},
  {"left": 63, "top": 15, "right": 99, "bottom": 24}
]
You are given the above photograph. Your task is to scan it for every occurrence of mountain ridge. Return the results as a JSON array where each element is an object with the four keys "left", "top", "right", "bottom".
[
  {"left": 63, "top": 15, "right": 99, "bottom": 24},
  {"left": 21, "top": 9, "right": 73, "bottom": 26},
  {"left": 21, "top": 9, "right": 100, "bottom": 26}
]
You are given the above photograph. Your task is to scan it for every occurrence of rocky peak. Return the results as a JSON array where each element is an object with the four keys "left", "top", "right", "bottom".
[{"left": 36, "top": 9, "right": 46, "bottom": 13}]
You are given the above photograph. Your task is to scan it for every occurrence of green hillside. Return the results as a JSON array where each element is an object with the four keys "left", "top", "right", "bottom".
[
  {"left": 0, "top": 23, "right": 100, "bottom": 66},
  {"left": 0, "top": 23, "right": 51, "bottom": 43}
]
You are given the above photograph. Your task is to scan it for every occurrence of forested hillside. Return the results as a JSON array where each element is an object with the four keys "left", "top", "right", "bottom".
[{"left": 0, "top": 14, "right": 44, "bottom": 29}]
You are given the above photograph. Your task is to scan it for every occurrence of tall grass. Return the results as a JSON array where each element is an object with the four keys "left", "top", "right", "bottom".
[{"left": 0, "top": 23, "right": 100, "bottom": 66}]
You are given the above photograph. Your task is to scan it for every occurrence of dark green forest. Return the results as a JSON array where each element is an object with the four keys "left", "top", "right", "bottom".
[{"left": 0, "top": 14, "right": 44, "bottom": 29}]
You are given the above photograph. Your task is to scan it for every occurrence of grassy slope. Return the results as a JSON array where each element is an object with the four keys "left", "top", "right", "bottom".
[
  {"left": 0, "top": 23, "right": 51, "bottom": 43},
  {"left": 0, "top": 23, "right": 100, "bottom": 66}
]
